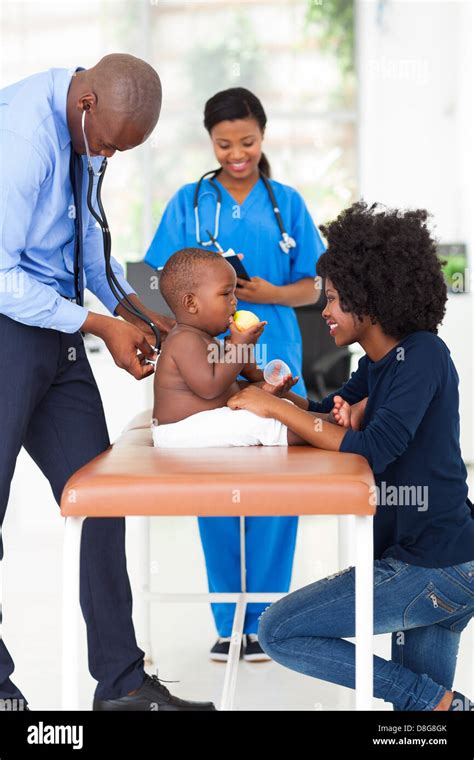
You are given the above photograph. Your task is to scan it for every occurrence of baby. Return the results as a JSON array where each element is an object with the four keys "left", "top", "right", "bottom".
[{"left": 152, "top": 248, "right": 361, "bottom": 448}]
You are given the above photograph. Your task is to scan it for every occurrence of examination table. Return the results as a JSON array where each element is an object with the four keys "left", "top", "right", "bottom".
[{"left": 60, "top": 410, "right": 376, "bottom": 711}]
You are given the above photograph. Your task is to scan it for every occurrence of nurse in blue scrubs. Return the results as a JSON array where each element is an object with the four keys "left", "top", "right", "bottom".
[{"left": 144, "top": 87, "right": 325, "bottom": 661}]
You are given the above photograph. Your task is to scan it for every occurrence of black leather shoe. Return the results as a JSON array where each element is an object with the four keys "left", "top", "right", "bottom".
[
  {"left": 93, "top": 674, "right": 216, "bottom": 711},
  {"left": 449, "top": 691, "right": 474, "bottom": 711}
]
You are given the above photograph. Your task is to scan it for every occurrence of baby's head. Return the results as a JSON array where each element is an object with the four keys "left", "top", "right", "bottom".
[
  {"left": 317, "top": 201, "right": 447, "bottom": 347},
  {"left": 160, "top": 247, "right": 238, "bottom": 335}
]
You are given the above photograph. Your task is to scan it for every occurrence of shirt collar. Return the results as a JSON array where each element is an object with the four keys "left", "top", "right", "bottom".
[{"left": 51, "top": 67, "right": 83, "bottom": 151}]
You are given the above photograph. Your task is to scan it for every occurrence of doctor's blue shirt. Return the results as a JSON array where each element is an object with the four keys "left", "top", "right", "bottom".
[
  {"left": 0, "top": 67, "right": 135, "bottom": 332},
  {"left": 144, "top": 177, "right": 325, "bottom": 394}
]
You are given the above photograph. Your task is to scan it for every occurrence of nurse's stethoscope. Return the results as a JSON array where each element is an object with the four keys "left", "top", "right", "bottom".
[
  {"left": 81, "top": 108, "right": 161, "bottom": 352},
  {"left": 193, "top": 169, "right": 297, "bottom": 254}
]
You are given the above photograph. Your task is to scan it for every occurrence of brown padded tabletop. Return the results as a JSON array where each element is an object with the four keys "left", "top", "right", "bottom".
[{"left": 61, "top": 411, "right": 375, "bottom": 518}]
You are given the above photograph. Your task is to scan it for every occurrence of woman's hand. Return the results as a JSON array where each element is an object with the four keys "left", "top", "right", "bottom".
[
  {"left": 227, "top": 384, "right": 283, "bottom": 418},
  {"left": 236, "top": 276, "right": 278, "bottom": 304}
]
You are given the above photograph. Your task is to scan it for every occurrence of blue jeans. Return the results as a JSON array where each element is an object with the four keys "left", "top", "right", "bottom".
[{"left": 258, "top": 556, "right": 474, "bottom": 711}]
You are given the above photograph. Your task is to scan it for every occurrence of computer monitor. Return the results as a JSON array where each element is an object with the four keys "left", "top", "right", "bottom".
[{"left": 125, "top": 261, "right": 174, "bottom": 318}]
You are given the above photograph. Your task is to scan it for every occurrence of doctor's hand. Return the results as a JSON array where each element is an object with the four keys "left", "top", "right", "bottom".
[
  {"left": 103, "top": 320, "right": 158, "bottom": 380},
  {"left": 236, "top": 276, "right": 278, "bottom": 304},
  {"left": 81, "top": 312, "right": 156, "bottom": 380},
  {"left": 115, "top": 293, "right": 176, "bottom": 346}
]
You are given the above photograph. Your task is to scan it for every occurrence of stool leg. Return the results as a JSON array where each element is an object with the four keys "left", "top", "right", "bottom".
[
  {"left": 220, "top": 595, "right": 246, "bottom": 711},
  {"left": 62, "top": 516, "right": 84, "bottom": 710},
  {"left": 239, "top": 515, "right": 247, "bottom": 593},
  {"left": 219, "top": 518, "right": 247, "bottom": 712},
  {"left": 355, "top": 515, "right": 373, "bottom": 710}
]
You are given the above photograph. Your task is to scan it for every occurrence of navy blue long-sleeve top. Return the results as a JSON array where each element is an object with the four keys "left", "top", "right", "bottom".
[{"left": 308, "top": 331, "right": 474, "bottom": 567}]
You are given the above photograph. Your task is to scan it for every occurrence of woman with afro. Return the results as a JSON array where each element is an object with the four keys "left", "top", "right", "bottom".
[{"left": 227, "top": 201, "right": 474, "bottom": 711}]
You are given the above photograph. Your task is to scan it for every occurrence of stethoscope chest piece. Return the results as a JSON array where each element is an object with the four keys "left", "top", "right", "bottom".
[{"left": 279, "top": 232, "right": 297, "bottom": 254}]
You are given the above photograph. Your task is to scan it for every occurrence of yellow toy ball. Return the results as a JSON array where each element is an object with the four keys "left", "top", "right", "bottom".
[{"left": 233, "top": 310, "right": 260, "bottom": 332}]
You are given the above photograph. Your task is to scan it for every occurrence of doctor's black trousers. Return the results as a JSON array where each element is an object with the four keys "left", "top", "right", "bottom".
[{"left": 0, "top": 314, "right": 146, "bottom": 703}]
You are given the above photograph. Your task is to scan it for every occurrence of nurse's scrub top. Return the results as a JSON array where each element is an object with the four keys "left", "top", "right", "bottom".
[{"left": 144, "top": 175, "right": 326, "bottom": 395}]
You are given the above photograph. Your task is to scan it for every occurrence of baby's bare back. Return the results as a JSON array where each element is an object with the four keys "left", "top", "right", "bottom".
[{"left": 153, "top": 326, "right": 241, "bottom": 424}]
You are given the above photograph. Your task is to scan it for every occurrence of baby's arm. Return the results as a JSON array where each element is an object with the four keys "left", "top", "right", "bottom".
[
  {"left": 240, "top": 363, "right": 265, "bottom": 384},
  {"left": 222, "top": 336, "right": 264, "bottom": 384},
  {"left": 169, "top": 321, "right": 265, "bottom": 400}
]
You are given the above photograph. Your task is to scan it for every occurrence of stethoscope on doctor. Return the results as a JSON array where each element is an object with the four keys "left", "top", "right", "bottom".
[
  {"left": 193, "top": 169, "right": 296, "bottom": 254},
  {"left": 81, "top": 108, "right": 162, "bottom": 354}
]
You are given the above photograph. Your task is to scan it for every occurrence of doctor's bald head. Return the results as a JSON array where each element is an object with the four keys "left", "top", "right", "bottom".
[{"left": 67, "top": 53, "right": 162, "bottom": 157}]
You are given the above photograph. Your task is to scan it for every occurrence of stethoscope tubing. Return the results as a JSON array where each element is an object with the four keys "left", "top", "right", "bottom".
[
  {"left": 193, "top": 168, "right": 296, "bottom": 253},
  {"left": 85, "top": 159, "right": 162, "bottom": 351}
]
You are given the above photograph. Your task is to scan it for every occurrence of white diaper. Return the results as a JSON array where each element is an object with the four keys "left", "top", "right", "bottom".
[{"left": 152, "top": 406, "right": 289, "bottom": 448}]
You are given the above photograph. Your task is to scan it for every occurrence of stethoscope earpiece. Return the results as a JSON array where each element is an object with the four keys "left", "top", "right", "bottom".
[{"left": 81, "top": 108, "right": 105, "bottom": 178}]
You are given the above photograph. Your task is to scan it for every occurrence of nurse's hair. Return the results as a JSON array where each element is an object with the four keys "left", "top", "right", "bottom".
[
  {"left": 159, "top": 247, "right": 228, "bottom": 314},
  {"left": 203, "top": 88, "right": 271, "bottom": 177},
  {"left": 317, "top": 201, "right": 447, "bottom": 338}
]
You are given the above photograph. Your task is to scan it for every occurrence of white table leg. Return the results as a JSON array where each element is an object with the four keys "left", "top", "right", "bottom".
[
  {"left": 338, "top": 514, "right": 355, "bottom": 570},
  {"left": 61, "top": 516, "right": 84, "bottom": 711},
  {"left": 355, "top": 515, "right": 373, "bottom": 710},
  {"left": 220, "top": 595, "right": 246, "bottom": 711}
]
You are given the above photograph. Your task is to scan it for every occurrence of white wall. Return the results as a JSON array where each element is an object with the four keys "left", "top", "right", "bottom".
[{"left": 356, "top": 0, "right": 473, "bottom": 461}]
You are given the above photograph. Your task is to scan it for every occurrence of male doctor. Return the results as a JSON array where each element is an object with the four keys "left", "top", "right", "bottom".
[{"left": 0, "top": 53, "right": 215, "bottom": 711}]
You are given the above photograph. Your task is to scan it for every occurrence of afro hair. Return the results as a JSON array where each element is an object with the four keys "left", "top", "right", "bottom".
[{"left": 316, "top": 201, "right": 447, "bottom": 338}]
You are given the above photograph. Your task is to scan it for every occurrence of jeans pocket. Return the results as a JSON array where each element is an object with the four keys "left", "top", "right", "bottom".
[
  {"left": 450, "top": 559, "right": 474, "bottom": 587},
  {"left": 403, "top": 582, "right": 468, "bottom": 628}
]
